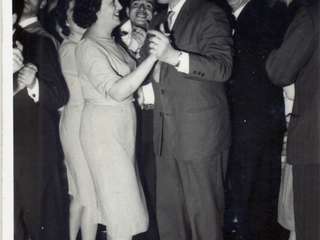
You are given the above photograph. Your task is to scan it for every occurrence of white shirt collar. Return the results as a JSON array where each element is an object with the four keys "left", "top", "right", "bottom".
[
  {"left": 121, "top": 19, "right": 132, "bottom": 33},
  {"left": 120, "top": 19, "right": 132, "bottom": 47},
  {"left": 233, "top": 2, "right": 249, "bottom": 20},
  {"left": 19, "top": 17, "right": 38, "bottom": 28},
  {"left": 167, "top": 0, "right": 186, "bottom": 29}
]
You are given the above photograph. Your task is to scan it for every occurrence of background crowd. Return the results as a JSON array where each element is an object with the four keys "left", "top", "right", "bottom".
[{"left": 12, "top": 0, "right": 319, "bottom": 239}]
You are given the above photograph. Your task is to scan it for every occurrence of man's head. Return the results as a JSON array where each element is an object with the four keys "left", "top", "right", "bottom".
[
  {"left": 226, "top": 0, "right": 250, "bottom": 12},
  {"left": 126, "top": 0, "right": 155, "bottom": 27},
  {"left": 20, "top": 0, "right": 48, "bottom": 22},
  {"left": 13, "top": 0, "right": 25, "bottom": 27}
]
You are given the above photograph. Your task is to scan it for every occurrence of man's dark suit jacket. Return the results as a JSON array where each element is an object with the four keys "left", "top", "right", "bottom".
[
  {"left": 266, "top": 1, "right": 320, "bottom": 166},
  {"left": 141, "top": 0, "right": 233, "bottom": 161},
  {"left": 226, "top": 0, "right": 286, "bottom": 132},
  {"left": 224, "top": 1, "right": 287, "bottom": 239},
  {"left": 14, "top": 27, "right": 68, "bottom": 169},
  {"left": 13, "top": 27, "right": 69, "bottom": 239},
  {"left": 23, "top": 20, "right": 60, "bottom": 49}
]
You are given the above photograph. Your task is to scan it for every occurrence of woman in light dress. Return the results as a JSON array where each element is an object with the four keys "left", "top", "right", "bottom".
[
  {"left": 73, "top": 0, "right": 157, "bottom": 239},
  {"left": 56, "top": 0, "right": 98, "bottom": 239}
]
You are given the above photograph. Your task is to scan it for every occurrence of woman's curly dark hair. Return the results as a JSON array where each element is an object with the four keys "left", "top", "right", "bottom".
[
  {"left": 54, "top": 0, "right": 73, "bottom": 37},
  {"left": 73, "top": 0, "right": 102, "bottom": 29}
]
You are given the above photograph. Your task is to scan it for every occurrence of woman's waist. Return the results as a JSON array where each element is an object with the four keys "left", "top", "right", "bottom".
[{"left": 84, "top": 97, "right": 134, "bottom": 106}]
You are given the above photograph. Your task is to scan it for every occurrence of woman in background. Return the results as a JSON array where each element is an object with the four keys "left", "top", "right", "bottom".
[
  {"left": 56, "top": 0, "right": 98, "bottom": 239},
  {"left": 73, "top": 0, "right": 157, "bottom": 238}
]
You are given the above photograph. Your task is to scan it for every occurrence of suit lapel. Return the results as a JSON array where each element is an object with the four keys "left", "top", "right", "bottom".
[
  {"left": 171, "top": 0, "right": 197, "bottom": 43},
  {"left": 154, "top": 0, "right": 198, "bottom": 84}
]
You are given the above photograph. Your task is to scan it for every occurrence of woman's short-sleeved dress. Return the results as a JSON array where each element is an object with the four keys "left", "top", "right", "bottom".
[
  {"left": 75, "top": 37, "right": 148, "bottom": 237},
  {"left": 58, "top": 36, "right": 97, "bottom": 216}
]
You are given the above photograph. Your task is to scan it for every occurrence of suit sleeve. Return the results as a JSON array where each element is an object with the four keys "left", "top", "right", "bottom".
[
  {"left": 37, "top": 38, "right": 69, "bottom": 111},
  {"left": 187, "top": 6, "right": 233, "bottom": 82},
  {"left": 266, "top": 7, "right": 315, "bottom": 87}
]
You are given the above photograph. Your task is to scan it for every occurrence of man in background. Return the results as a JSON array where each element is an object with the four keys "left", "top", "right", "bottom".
[
  {"left": 19, "top": 0, "right": 59, "bottom": 48},
  {"left": 266, "top": 1, "right": 320, "bottom": 239},
  {"left": 224, "top": 0, "right": 288, "bottom": 239},
  {"left": 13, "top": 0, "right": 69, "bottom": 238}
]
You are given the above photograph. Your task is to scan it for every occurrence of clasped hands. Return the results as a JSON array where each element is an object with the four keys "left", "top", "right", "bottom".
[
  {"left": 13, "top": 40, "right": 38, "bottom": 90},
  {"left": 129, "top": 25, "right": 148, "bottom": 53},
  {"left": 17, "top": 62, "right": 38, "bottom": 89},
  {"left": 148, "top": 23, "right": 180, "bottom": 66}
]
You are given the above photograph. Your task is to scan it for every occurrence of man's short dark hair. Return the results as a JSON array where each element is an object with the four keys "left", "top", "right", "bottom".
[{"left": 13, "top": 0, "right": 24, "bottom": 18}]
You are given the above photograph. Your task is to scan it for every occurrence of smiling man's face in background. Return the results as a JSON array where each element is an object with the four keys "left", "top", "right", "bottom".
[{"left": 126, "top": 0, "right": 155, "bottom": 27}]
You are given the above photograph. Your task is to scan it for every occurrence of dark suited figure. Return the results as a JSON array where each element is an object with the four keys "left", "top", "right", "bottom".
[
  {"left": 19, "top": 0, "right": 59, "bottom": 48},
  {"left": 266, "top": 1, "right": 320, "bottom": 239},
  {"left": 140, "top": 0, "right": 233, "bottom": 239},
  {"left": 13, "top": 0, "right": 69, "bottom": 239},
  {"left": 224, "top": 0, "right": 287, "bottom": 239}
]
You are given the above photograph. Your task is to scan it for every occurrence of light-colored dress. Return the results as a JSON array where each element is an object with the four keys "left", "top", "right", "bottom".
[
  {"left": 75, "top": 37, "right": 148, "bottom": 237},
  {"left": 58, "top": 36, "right": 97, "bottom": 214},
  {"left": 278, "top": 84, "right": 295, "bottom": 231}
]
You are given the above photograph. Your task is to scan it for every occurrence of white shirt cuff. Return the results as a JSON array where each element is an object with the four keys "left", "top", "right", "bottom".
[
  {"left": 176, "top": 52, "right": 189, "bottom": 74},
  {"left": 27, "top": 78, "right": 39, "bottom": 103},
  {"left": 175, "top": 51, "right": 189, "bottom": 74},
  {"left": 142, "top": 82, "right": 155, "bottom": 104}
]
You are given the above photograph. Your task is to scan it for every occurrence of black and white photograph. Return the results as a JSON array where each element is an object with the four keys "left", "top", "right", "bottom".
[{"left": 2, "top": 0, "right": 320, "bottom": 239}]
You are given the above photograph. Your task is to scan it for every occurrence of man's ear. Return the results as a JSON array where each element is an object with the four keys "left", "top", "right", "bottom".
[
  {"left": 13, "top": 13, "right": 18, "bottom": 26},
  {"left": 40, "top": 0, "right": 47, "bottom": 9},
  {"left": 126, "top": 7, "right": 130, "bottom": 18}
]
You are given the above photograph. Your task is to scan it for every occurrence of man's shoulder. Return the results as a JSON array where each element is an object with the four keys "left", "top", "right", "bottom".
[
  {"left": 305, "top": 0, "right": 320, "bottom": 23},
  {"left": 185, "top": 0, "right": 227, "bottom": 21},
  {"left": 184, "top": 0, "right": 223, "bottom": 14},
  {"left": 151, "top": 0, "right": 223, "bottom": 23},
  {"left": 24, "top": 20, "right": 60, "bottom": 47},
  {"left": 15, "top": 29, "right": 57, "bottom": 64},
  {"left": 18, "top": 29, "right": 55, "bottom": 49}
]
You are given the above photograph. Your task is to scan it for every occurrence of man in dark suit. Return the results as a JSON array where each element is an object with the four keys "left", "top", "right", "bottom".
[
  {"left": 140, "top": 0, "right": 233, "bottom": 238},
  {"left": 266, "top": 1, "right": 320, "bottom": 239},
  {"left": 224, "top": 0, "right": 287, "bottom": 239},
  {"left": 13, "top": 0, "right": 69, "bottom": 238}
]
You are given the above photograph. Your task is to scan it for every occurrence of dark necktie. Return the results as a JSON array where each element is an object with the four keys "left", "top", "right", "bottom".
[
  {"left": 230, "top": 14, "right": 237, "bottom": 34},
  {"left": 153, "top": 11, "right": 175, "bottom": 83},
  {"left": 163, "top": 11, "right": 175, "bottom": 34}
]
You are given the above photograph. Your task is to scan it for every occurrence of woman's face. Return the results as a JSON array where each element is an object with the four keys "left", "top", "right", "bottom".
[
  {"left": 66, "top": 0, "right": 86, "bottom": 36},
  {"left": 98, "top": 0, "right": 122, "bottom": 29}
]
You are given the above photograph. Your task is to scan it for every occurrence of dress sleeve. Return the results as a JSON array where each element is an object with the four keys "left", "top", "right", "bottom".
[
  {"left": 76, "top": 40, "right": 122, "bottom": 97},
  {"left": 59, "top": 42, "right": 78, "bottom": 79}
]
